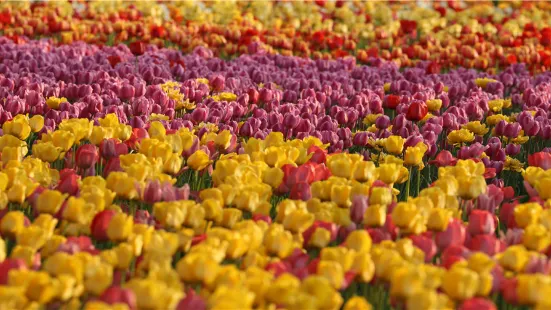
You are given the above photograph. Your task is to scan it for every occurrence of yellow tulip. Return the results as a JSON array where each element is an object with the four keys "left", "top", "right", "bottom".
[
  {"left": 327, "top": 154, "right": 353, "bottom": 179},
  {"left": 447, "top": 129, "right": 475, "bottom": 145},
  {"left": 383, "top": 135, "right": 405, "bottom": 155},
  {"left": 317, "top": 260, "right": 344, "bottom": 289},
  {"left": 1, "top": 146, "right": 24, "bottom": 164},
  {"left": 16, "top": 226, "right": 46, "bottom": 250},
  {"left": 51, "top": 130, "right": 75, "bottom": 151},
  {"left": 363, "top": 204, "right": 386, "bottom": 227},
  {"left": 106, "top": 213, "right": 133, "bottom": 242},
  {"left": 0, "top": 211, "right": 26, "bottom": 238},
  {"left": 3, "top": 118, "right": 31, "bottom": 140},
  {"left": 29, "top": 115, "right": 44, "bottom": 133},
  {"left": 330, "top": 184, "right": 352, "bottom": 207},
  {"left": 321, "top": 247, "right": 356, "bottom": 272},
  {"left": 514, "top": 203, "right": 543, "bottom": 229},
  {"left": 404, "top": 142, "right": 427, "bottom": 166},
  {"left": 214, "top": 130, "right": 233, "bottom": 150},
  {"left": 344, "top": 296, "right": 372, "bottom": 310},
  {"left": 426, "top": 99, "right": 442, "bottom": 112},
  {"left": 427, "top": 208, "right": 452, "bottom": 231},
  {"left": 467, "top": 252, "right": 495, "bottom": 274},
  {"left": 36, "top": 190, "right": 67, "bottom": 215},
  {"left": 390, "top": 266, "right": 425, "bottom": 299},
  {"left": 441, "top": 266, "right": 479, "bottom": 301},
  {"left": 392, "top": 202, "right": 420, "bottom": 230},
  {"left": 463, "top": 121, "right": 489, "bottom": 136},
  {"left": 162, "top": 153, "right": 183, "bottom": 175},
  {"left": 308, "top": 227, "right": 332, "bottom": 248},
  {"left": 523, "top": 224, "right": 551, "bottom": 252},
  {"left": 456, "top": 175, "right": 487, "bottom": 200},
  {"left": 187, "top": 150, "right": 211, "bottom": 171},
  {"left": 498, "top": 245, "right": 529, "bottom": 272},
  {"left": 377, "top": 163, "right": 402, "bottom": 185},
  {"left": 32, "top": 142, "right": 62, "bottom": 162},
  {"left": 369, "top": 187, "right": 393, "bottom": 206},
  {"left": 218, "top": 208, "right": 242, "bottom": 229},
  {"left": 176, "top": 252, "right": 220, "bottom": 286},
  {"left": 344, "top": 230, "right": 372, "bottom": 253}
]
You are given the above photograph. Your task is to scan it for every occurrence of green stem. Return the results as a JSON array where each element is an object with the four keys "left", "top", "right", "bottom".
[
  {"left": 416, "top": 166, "right": 421, "bottom": 196},
  {"left": 405, "top": 166, "right": 412, "bottom": 200}
]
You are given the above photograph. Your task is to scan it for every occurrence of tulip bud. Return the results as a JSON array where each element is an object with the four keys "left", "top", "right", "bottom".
[
  {"left": 76, "top": 144, "right": 98, "bottom": 170},
  {"left": 100, "top": 287, "right": 137, "bottom": 310},
  {"left": 209, "top": 75, "right": 225, "bottom": 91},
  {"left": 90, "top": 210, "right": 116, "bottom": 242},
  {"left": 350, "top": 196, "right": 368, "bottom": 224},
  {"left": 129, "top": 41, "right": 146, "bottom": 56}
]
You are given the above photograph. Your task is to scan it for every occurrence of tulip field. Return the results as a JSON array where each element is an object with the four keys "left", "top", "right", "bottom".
[{"left": 4, "top": 0, "right": 551, "bottom": 309}]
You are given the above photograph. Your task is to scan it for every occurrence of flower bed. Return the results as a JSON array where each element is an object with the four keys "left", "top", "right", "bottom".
[{"left": 0, "top": 1, "right": 551, "bottom": 310}]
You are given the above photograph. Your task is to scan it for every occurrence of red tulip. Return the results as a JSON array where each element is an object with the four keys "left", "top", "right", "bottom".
[
  {"left": 307, "top": 145, "right": 327, "bottom": 164},
  {"left": 435, "top": 219, "right": 466, "bottom": 250},
  {"left": 384, "top": 94, "right": 401, "bottom": 109},
  {"left": 528, "top": 152, "right": 551, "bottom": 170},
  {"left": 126, "top": 128, "right": 149, "bottom": 150},
  {"left": 252, "top": 214, "right": 272, "bottom": 224},
  {"left": 307, "top": 258, "right": 320, "bottom": 274},
  {"left": 467, "top": 210, "right": 496, "bottom": 236},
  {"left": 129, "top": 41, "right": 146, "bottom": 56},
  {"left": 191, "top": 234, "right": 207, "bottom": 246},
  {"left": 499, "top": 202, "right": 518, "bottom": 229},
  {"left": 176, "top": 289, "right": 206, "bottom": 310},
  {"left": 405, "top": 101, "right": 428, "bottom": 121},
  {"left": 27, "top": 186, "right": 46, "bottom": 208},
  {"left": 341, "top": 271, "right": 357, "bottom": 290},
  {"left": 467, "top": 234, "right": 503, "bottom": 256},
  {"left": 107, "top": 55, "right": 122, "bottom": 68},
  {"left": 286, "top": 248, "right": 310, "bottom": 270},
  {"left": 429, "top": 150, "right": 457, "bottom": 167},
  {"left": 409, "top": 235, "right": 437, "bottom": 263},
  {"left": 76, "top": 144, "right": 98, "bottom": 170},
  {"left": 366, "top": 228, "right": 391, "bottom": 244},
  {"left": 56, "top": 169, "right": 80, "bottom": 196},
  {"left": 58, "top": 236, "right": 97, "bottom": 255},
  {"left": 0, "top": 259, "right": 27, "bottom": 284},
  {"left": 442, "top": 254, "right": 465, "bottom": 269},
  {"left": 400, "top": 20, "right": 417, "bottom": 34},
  {"left": 90, "top": 210, "right": 116, "bottom": 242},
  {"left": 541, "top": 27, "right": 551, "bottom": 46},
  {"left": 426, "top": 61, "right": 441, "bottom": 74},
  {"left": 103, "top": 157, "right": 123, "bottom": 178},
  {"left": 314, "top": 0, "right": 326, "bottom": 6},
  {"left": 100, "top": 287, "right": 137, "bottom": 310},
  {"left": 100, "top": 138, "right": 129, "bottom": 160},
  {"left": 459, "top": 298, "right": 497, "bottom": 310},
  {"left": 265, "top": 261, "right": 290, "bottom": 278},
  {"left": 501, "top": 278, "right": 519, "bottom": 305},
  {"left": 302, "top": 221, "right": 337, "bottom": 247},
  {"left": 289, "top": 182, "right": 311, "bottom": 201}
]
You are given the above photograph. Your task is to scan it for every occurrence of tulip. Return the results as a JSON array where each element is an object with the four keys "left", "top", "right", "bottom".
[
  {"left": 435, "top": 219, "right": 466, "bottom": 250},
  {"left": 528, "top": 152, "right": 551, "bottom": 170},
  {"left": 90, "top": 210, "right": 116, "bottom": 242},
  {"left": 76, "top": 144, "right": 98, "bottom": 170},
  {"left": 100, "top": 287, "right": 137, "bottom": 310},
  {"left": 459, "top": 298, "right": 497, "bottom": 310},
  {"left": 129, "top": 41, "right": 146, "bottom": 56},
  {"left": 384, "top": 95, "right": 401, "bottom": 109},
  {"left": 410, "top": 235, "right": 437, "bottom": 263},
  {"left": 468, "top": 234, "right": 502, "bottom": 256},
  {"left": 468, "top": 210, "right": 496, "bottom": 236},
  {"left": 350, "top": 195, "right": 368, "bottom": 224},
  {"left": 406, "top": 100, "right": 428, "bottom": 122}
]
